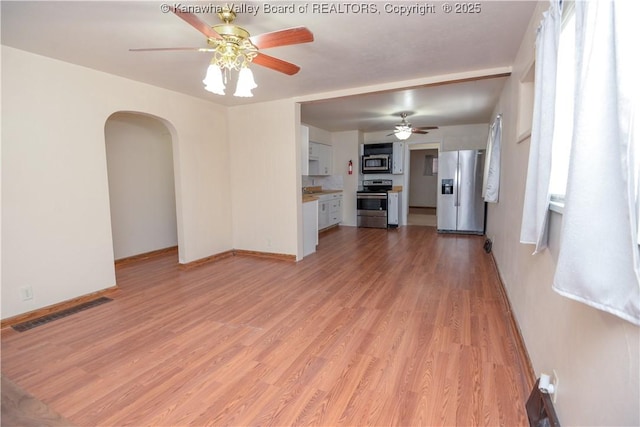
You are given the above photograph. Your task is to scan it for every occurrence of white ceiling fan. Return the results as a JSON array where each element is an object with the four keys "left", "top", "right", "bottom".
[{"left": 387, "top": 113, "right": 438, "bottom": 140}]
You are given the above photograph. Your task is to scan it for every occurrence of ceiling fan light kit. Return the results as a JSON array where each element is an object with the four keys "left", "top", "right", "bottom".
[
  {"left": 202, "top": 10, "right": 259, "bottom": 97},
  {"left": 394, "top": 126, "right": 413, "bottom": 140},
  {"left": 203, "top": 60, "right": 257, "bottom": 97},
  {"left": 388, "top": 112, "right": 439, "bottom": 140},
  {"left": 131, "top": 5, "right": 313, "bottom": 98}
]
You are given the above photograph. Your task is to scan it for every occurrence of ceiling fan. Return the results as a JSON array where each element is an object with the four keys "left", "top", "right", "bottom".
[
  {"left": 130, "top": 5, "right": 313, "bottom": 96},
  {"left": 387, "top": 113, "right": 439, "bottom": 140}
]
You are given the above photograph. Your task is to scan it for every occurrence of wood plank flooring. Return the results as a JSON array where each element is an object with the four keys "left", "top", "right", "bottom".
[{"left": 1, "top": 226, "right": 530, "bottom": 426}]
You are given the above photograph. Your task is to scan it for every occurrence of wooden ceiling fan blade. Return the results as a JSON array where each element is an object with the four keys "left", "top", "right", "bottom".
[
  {"left": 252, "top": 52, "right": 300, "bottom": 75},
  {"left": 129, "top": 47, "right": 215, "bottom": 52},
  {"left": 411, "top": 130, "right": 430, "bottom": 134},
  {"left": 415, "top": 126, "right": 439, "bottom": 130},
  {"left": 172, "top": 8, "right": 222, "bottom": 40},
  {"left": 250, "top": 27, "right": 314, "bottom": 50}
]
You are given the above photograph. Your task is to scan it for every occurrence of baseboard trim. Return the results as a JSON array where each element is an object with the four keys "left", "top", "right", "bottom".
[
  {"left": 115, "top": 246, "right": 178, "bottom": 266},
  {"left": 233, "top": 250, "right": 296, "bottom": 262},
  {"left": 178, "top": 250, "right": 235, "bottom": 269},
  {"left": 319, "top": 224, "right": 340, "bottom": 234},
  {"left": 180, "top": 249, "right": 296, "bottom": 268},
  {"left": 488, "top": 251, "right": 536, "bottom": 391},
  {"left": 1, "top": 286, "right": 119, "bottom": 330}
]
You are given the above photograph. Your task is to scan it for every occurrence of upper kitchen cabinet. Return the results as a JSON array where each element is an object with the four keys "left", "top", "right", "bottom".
[
  {"left": 309, "top": 141, "right": 332, "bottom": 176},
  {"left": 301, "top": 124, "right": 333, "bottom": 176},
  {"left": 392, "top": 141, "right": 405, "bottom": 174},
  {"left": 301, "top": 125, "right": 310, "bottom": 175}
]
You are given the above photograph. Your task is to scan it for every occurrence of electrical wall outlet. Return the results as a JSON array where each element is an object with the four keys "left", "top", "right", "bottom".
[{"left": 20, "top": 286, "right": 34, "bottom": 301}]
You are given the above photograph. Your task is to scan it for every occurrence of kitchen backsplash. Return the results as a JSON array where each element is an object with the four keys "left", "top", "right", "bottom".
[{"left": 302, "top": 175, "right": 344, "bottom": 190}]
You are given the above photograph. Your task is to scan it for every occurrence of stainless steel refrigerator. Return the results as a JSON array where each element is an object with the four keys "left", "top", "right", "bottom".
[{"left": 437, "top": 149, "right": 486, "bottom": 234}]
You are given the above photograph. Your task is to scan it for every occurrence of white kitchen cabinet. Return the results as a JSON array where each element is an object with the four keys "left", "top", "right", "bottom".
[
  {"left": 318, "top": 200, "right": 330, "bottom": 230},
  {"left": 301, "top": 125, "right": 310, "bottom": 176},
  {"left": 318, "top": 144, "right": 332, "bottom": 175},
  {"left": 329, "top": 196, "right": 342, "bottom": 225},
  {"left": 387, "top": 191, "right": 400, "bottom": 227},
  {"left": 308, "top": 140, "right": 319, "bottom": 159},
  {"left": 392, "top": 141, "right": 405, "bottom": 174},
  {"left": 303, "top": 199, "right": 318, "bottom": 256},
  {"left": 317, "top": 192, "right": 342, "bottom": 230},
  {"left": 308, "top": 142, "right": 332, "bottom": 176}
]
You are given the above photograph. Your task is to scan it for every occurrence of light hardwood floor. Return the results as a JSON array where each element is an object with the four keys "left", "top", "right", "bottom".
[{"left": 1, "top": 226, "right": 531, "bottom": 426}]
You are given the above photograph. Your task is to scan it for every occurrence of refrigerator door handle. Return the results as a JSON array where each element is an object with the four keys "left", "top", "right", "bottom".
[{"left": 455, "top": 163, "right": 461, "bottom": 207}]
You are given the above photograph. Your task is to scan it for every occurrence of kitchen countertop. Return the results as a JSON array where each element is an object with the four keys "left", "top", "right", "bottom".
[
  {"left": 309, "top": 190, "right": 343, "bottom": 194},
  {"left": 302, "top": 186, "right": 343, "bottom": 202},
  {"left": 305, "top": 187, "right": 400, "bottom": 201}
]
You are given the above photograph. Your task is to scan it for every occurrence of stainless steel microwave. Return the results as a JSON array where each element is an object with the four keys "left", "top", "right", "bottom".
[{"left": 361, "top": 154, "right": 391, "bottom": 174}]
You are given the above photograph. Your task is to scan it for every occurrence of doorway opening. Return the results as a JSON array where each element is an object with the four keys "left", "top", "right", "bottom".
[
  {"left": 104, "top": 112, "right": 178, "bottom": 261},
  {"left": 407, "top": 143, "right": 440, "bottom": 226}
]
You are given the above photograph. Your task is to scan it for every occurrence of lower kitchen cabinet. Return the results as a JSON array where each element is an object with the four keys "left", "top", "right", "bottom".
[
  {"left": 329, "top": 196, "right": 343, "bottom": 225},
  {"left": 303, "top": 199, "right": 318, "bottom": 256},
  {"left": 318, "top": 192, "right": 343, "bottom": 231},
  {"left": 387, "top": 191, "right": 401, "bottom": 227},
  {"left": 318, "top": 200, "right": 330, "bottom": 230}
]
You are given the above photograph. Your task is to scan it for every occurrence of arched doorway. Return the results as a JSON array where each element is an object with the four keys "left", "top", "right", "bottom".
[{"left": 104, "top": 112, "right": 178, "bottom": 260}]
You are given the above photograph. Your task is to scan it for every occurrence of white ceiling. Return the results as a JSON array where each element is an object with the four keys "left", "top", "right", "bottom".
[
  {"left": 1, "top": 1, "right": 538, "bottom": 133},
  {"left": 301, "top": 75, "right": 511, "bottom": 132}
]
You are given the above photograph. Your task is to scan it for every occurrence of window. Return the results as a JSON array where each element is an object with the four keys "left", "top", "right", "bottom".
[
  {"left": 548, "top": 3, "right": 576, "bottom": 204},
  {"left": 424, "top": 155, "right": 438, "bottom": 176}
]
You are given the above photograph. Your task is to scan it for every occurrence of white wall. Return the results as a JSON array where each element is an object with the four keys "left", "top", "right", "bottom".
[
  {"left": 486, "top": 3, "right": 640, "bottom": 425},
  {"left": 331, "top": 130, "right": 362, "bottom": 227},
  {"left": 105, "top": 112, "right": 177, "bottom": 260},
  {"left": 1, "top": 46, "right": 232, "bottom": 319},
  {"left": 228, "top": 100, "right": 300, "bottom": 258},
  {"left": 440, "top": 124, "right": 489, "bottom": 152}
]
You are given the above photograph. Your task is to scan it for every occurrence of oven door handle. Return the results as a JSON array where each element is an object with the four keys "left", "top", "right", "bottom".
[{"left": 357, "top": 194, "right": 388, "bottom": 199}]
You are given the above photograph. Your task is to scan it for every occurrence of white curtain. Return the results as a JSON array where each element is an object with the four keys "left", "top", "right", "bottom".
[
  {"left": 483, "top": 114, "right": 502, "bottom": 203},
  {"left": 553, "top": 1, "right": 640, "bottom": 325},
  {"left": 519, "top": 0, "right": 562, "bottom": 253}
]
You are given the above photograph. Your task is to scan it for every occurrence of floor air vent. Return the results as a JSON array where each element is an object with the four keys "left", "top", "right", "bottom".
[{"left": 11, "top": 297, "right": 113, "bottom": 332}]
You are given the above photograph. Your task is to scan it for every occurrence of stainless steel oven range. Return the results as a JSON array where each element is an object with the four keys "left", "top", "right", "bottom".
[{"left": 357, "top": 179, "right": 392, "bottom": 228}]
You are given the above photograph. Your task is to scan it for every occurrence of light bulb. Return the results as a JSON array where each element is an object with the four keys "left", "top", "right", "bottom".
[
  {"left": 202, "top": 64, "right": 225, "bottom": 95},
  {"left": 234, "top": 67, "right": 257, "bottom": 97}
]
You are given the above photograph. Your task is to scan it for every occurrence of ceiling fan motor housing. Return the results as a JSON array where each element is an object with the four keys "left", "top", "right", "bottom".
[{"left": 208, "top": 24, "right": 258, "bottom": 68}]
